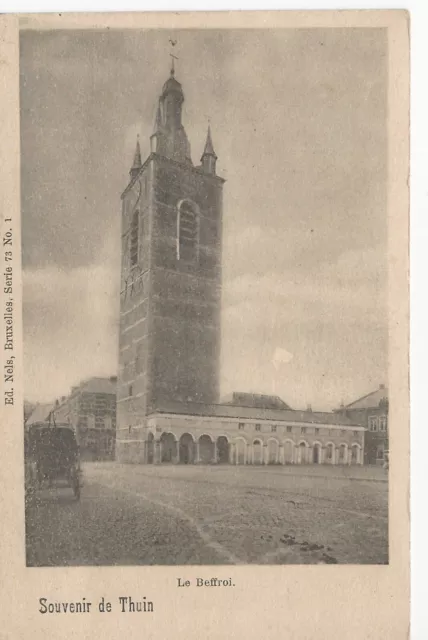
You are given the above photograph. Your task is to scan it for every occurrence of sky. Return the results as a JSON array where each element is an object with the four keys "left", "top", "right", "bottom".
[{"left": 20, "top": 27, "right": 388, "bottom": 410}]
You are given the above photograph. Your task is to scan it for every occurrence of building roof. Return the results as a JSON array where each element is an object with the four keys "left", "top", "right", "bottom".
[
  {"left": 130, "top": 136, "right": 142, "bottom": 175},
  {"left": 221, "top": 392, "right": 292, "bottom": 411},
  {"left": 77, "top": 376, "right": 117, "bottom": 396},
  {"left": 342, "top": 385, "right": 388, "bottom": 410},
  {"left": 152, "top": 400, "right": 359, "bottom": 426},
  {"left": 25, "top": 403, "right": 55, "bottom": 426}
]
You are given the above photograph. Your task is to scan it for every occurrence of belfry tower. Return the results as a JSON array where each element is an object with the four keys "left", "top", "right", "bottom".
[{"left": 117, "top": 62, "right": 224, "bottom": 463}]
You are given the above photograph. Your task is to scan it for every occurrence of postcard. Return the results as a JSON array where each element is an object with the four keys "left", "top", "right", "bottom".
[{"left": 0, "top": 10, "right": 409, "bottom": 638}]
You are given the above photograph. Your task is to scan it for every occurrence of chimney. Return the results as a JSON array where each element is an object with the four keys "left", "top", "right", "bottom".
[{"left": 306, "top": 404, "right": 312, "bottom": 413}]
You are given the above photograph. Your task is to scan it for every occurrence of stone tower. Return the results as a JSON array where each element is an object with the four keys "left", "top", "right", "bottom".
[{"left": 116, "top": 63, "right": 224, "bottom": 463}]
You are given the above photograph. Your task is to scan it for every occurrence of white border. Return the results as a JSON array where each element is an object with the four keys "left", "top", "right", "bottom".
[
  {"left": 0, "top": 2, "right": 416, "bottom": 12},
  {"left": 2, "top": 1, "right": 424, "bottom": 636}
]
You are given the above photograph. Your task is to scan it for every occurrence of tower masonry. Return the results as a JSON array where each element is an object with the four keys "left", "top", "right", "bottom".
[{"left": 117, "top": 64, "right": 225, "bottom": 463}]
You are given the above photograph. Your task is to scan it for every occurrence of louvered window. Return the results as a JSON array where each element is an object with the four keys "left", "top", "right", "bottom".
[
  {"left": 130, "top": 210, "right": 139, "bottom": 267},
  {"left": 177, "top": 200, "right": 198, "bottom": 262}
]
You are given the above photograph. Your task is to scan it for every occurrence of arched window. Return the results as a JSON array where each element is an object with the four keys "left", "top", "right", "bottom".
[
  {"left": 130, "top": 209, "right": 139, "bottom": 267},
  {"left": 177, "top": 200, "right": 198, "bottom": 262},
  {"left": 253, "top": 439, "right": 263, "bottom": 465}
]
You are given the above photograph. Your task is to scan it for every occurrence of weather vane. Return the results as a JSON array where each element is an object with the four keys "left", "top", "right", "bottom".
[{"left": 169, "top": 37, "right": 178, "bottom": 75}]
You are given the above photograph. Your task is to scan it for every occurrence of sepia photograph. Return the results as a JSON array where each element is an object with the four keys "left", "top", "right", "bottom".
[{"left": 21, "top": 26, "right": 390, "bottom": 567}]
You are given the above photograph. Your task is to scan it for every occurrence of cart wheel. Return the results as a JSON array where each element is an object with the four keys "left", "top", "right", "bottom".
[
  {"left": 70, "top": 468, "right": 80, "bottom": 500},
  {"left": 72, "top": 479, "right": 80, "bottom": 500}
]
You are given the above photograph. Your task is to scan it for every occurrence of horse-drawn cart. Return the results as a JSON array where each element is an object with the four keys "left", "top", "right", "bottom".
[{"left": 25, "top": 424, "right": 82, "bottom": 500}]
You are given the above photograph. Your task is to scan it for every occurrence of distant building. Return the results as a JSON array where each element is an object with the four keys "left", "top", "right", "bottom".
[
  {"left": 337, "top": 384, "right": 388, "bottom": 465},
  {"left": 24, "top": 400, "right": 37, "bottom": 424},
  {"left": 52, "top": 377, "right": 117, "bottom": 461},
  {"left": 25, "top": 402, "right": 55, "bottom": 427},
  {"left": 221, "top": 392, "right": 292, "bottom": 411}
]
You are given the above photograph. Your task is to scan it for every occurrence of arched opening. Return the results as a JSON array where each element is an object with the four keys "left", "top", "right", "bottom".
[
  {"left": 130, "top": 210, "right": 139, "bottom": 267},
  {"left": 298, "top": 442, "right": 308, "bottom": 464},
  {"left": 313, "top": 444, "right": 321, "bottom": 464},
  {"left": 160, "top": 432, "right": 177, "bottom": 463},
  {"left": 351, "top": 444, "right": 359, "bottom": 465},
  {"left": 325, "top": 443, "right": 334, "bottom": 465},
  {"left": 177, "top": 200, "right": 198, "bottom": 262},
  {"left": 267, "top": 439, "right": 279, "bottom": 464},
  {"left": 217, "top": 436, "right": 229, "bottom": 464},
  {"left": 198, "top": 434, "right": 214, "bottom": 464},
  {"left": 235, "top": 439, "right": 246, "bottom": 465},
  {"left": 179, "top": 433, "right": 195, "bottom": 464},
  {"left": 283, "top": 440, "right": 294, "bottom": 464},
  {"left": 253, "top": 439, "right": 263, "bottom": 465},
  {"left": 339, "top": 444, "right": 347, "bottom": 465},
  {"left": 146, "top": 432, "right": 154, "bottom": 464}
]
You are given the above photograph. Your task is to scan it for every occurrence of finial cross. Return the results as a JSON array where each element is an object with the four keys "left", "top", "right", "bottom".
[{"left": 169, "top": 52, "right": 178, "bottom": 75}]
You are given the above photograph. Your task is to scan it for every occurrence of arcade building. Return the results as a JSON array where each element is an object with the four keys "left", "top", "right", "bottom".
[{"left": 115, "top": 62, "right": 365, "bottom": 466}]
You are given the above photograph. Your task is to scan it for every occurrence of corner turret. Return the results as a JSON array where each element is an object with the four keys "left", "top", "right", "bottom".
[{"left": 200, "top": 124, "right": 217, "bottom": 175}]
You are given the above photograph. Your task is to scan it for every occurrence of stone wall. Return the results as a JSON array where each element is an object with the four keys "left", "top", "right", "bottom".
[{"left": 147, "top": 156, "right": 223, "bottom": 410}]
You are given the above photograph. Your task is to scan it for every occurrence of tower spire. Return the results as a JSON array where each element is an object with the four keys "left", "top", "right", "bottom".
[
  {"left": 202, "top": 124, "right": 216, "bottom": 157},
  {"left": 201, "top": 123, "right": 217, "bottom": 175},
  {"left": 156, "top": 55, "right": 192, "bottom": 164},
  {"left": 130, "top": 135, "right": 142, "bottom": 179}
]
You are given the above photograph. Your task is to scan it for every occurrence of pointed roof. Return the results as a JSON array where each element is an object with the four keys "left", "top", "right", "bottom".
[
  {"left": 201, "top": 124, "right": 217, "bottom": 159},
  {"left": 131, "top": 136, "right": 142, "bottom": 171}
]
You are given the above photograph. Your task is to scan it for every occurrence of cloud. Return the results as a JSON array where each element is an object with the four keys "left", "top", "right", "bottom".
[
  {"left": 20, "top": 29, "right": 388, "bottom": 411},
  {"left": 219, "top": 244, "right": 387, "bottom": 409},
  {"left": 223, "top": 243, "right": 387, "bottom": 329},
  {"left": 23, "top": 250, "right": 120, "bottom": 403},
  {"left": 272, "top": 348, "right": 294, "bottom": 369}
]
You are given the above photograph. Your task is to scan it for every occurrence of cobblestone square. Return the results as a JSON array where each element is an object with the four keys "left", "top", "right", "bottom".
[{"left": 26, "top": 463, "right": 388, "bottom": 566}]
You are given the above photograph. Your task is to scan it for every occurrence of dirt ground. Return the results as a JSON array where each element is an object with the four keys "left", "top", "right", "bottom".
[{"left": 26, "top": 462, "right": 388, "bottom": 566}]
